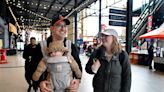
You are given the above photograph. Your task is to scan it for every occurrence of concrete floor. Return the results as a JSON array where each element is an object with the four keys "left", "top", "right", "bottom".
[{"left": 0, "top": 53, "right": 164, "bottom": 92}]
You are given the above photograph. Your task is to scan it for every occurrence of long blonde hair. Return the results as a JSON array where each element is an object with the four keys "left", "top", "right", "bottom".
[{"left": 111, "top": 36, "right": 122, "bottom": 54}]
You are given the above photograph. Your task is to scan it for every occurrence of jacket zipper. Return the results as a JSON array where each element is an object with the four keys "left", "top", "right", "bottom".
[
  {"left": 105, "top": 59, "right": 112, "bottom": 92},
  {"left": 107, "top": 60, "right": 112, "bottom": 92}
]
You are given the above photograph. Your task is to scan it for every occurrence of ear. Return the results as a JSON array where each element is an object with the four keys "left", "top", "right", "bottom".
[{"left": 50, "top": 26, "right": 54, "bottom": 32}]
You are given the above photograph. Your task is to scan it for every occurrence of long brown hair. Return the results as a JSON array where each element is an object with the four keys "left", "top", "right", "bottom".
[{"left": 111, "top": 36, "right": 122, "bottom": 54}]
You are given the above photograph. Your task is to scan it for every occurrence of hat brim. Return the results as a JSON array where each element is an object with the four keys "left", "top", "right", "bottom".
[
  {"left": 63, "top": 19, "right": 70, "bottom": 25},
  {"left": 101, "top": 31, "right": 112, "bottom": 36}
]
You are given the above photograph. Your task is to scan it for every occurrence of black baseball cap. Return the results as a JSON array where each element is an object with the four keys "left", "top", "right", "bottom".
[{"left": 51, "top": 15, "right": 70, "bottom": 26}]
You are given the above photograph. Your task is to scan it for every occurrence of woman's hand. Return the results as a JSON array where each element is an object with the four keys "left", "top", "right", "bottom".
[
  {"left": 39, "top": 80, "right": 53, "bottom": 92},
  {"left": 91, "top": 59, "right": 101, "bottom": 73},
  {"left": 67, "top": 79, "right": 80, "bottom": 92}
]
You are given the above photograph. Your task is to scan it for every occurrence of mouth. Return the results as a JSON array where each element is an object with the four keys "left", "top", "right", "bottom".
[{"left": 60, "top": 31, "right": 66, "bottom": 35}]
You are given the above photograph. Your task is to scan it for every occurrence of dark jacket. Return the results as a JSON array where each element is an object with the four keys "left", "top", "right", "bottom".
[
  {"left": 85, "top": 46, "right": 131, "bottom": 92},
  {"left": 148, "top": 45, "right": 154, "bottom": 58},
  {"left": 30, "top": 37, "right": 82, "bottom": 81},
  {"left": 23, "top": 44, "right": 37, "bottom": 71}
]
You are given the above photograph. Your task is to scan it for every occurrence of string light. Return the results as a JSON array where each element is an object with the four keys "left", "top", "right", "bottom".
[
  {"left": 17, "top": 18, "right": 50, "bottom": 23},
  {"left": 11, "top": 1, "right": 51, "bottom": 21},
  {"left": 44, "top": 6, "right": 47, "bottom": 9}
]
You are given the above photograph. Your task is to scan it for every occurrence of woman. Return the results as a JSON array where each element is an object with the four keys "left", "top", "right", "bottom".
[
  {"left": 85, "top": 29, "right": 131, "bottom": 92},
  {"left": 31, "top": 15, "right": 82, "bottom": 92}
]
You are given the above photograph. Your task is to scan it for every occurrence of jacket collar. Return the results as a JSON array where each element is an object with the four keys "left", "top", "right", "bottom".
[{"left": 98, "top": 46, "right": 119, "bottom": 62}]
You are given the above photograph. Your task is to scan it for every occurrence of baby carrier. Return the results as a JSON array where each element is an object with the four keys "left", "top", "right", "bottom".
[{"left": 40, "top": 40, "right": 72, "bottom": 92}]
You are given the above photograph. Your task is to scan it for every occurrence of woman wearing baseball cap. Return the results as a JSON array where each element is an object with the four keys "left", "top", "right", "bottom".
[{"left": 86, "top": 29, "right": 131, "bottom": 92}]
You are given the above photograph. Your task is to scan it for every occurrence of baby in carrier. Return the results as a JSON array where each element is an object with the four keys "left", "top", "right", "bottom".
[{"left": 32, "top": 41, "right": 82, "bottom": 92}]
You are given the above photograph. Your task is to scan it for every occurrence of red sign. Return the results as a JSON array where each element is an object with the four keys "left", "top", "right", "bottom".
[{"left": 147, "top": 16, "right": 152, "bottom": 32}]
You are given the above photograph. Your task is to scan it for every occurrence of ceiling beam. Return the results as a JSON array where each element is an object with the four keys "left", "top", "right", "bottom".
[
  {"left": 64, "top": 0, "right": 85, "bottom": 16},
  {"left": 57, "top": 0, "right": 71, "bottom": 13},
  {"left": 52, "top": 0, "right": 71, "bottom": 18},
  {"left": 44, "top": 0, "right": 57, "bottom": 17},
  {"left": 32, "top": 0, "right": 42, "bottom": 27},
  {"left": 35, "top": 0, "right": 41, "bottom": 13}
]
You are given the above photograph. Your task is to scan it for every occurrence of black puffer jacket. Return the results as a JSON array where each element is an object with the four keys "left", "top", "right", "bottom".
[{"left": 85, "top": 46, "right": 131, "bottom": 92}]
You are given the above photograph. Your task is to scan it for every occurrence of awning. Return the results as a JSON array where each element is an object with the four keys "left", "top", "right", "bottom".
[{"left": 139, "top": 28, "right": 164, "bottom": 39}]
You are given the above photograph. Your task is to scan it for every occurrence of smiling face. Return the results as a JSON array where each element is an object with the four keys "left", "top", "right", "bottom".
[
  {"left": 101, "top": 34, "right": 114, "bottom": 48},
  {"left": 50, "top": 21, "right": 68, "bottom": 40}
]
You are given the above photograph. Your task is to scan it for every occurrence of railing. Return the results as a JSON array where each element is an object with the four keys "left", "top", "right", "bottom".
[{"left": 132, "top": 0, "right": 164, "bottom": 42}]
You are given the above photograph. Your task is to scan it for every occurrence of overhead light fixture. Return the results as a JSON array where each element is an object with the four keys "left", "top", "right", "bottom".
[
  {"left": 44, "top": 7, "right": 47, "bottom": 9},
  {"left": 17, "top": 3, "right": 20, "bottom": 6}
]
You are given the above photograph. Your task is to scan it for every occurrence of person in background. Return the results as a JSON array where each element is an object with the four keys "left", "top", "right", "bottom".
[
  {"left": 148, "top": 45, "right": 154, "bottom": 69},
  {"left": 85, "top": 29, "right": 131, "bottom": 92},
  {"left": 31, "top": 15, "right": 82, "bottom": 92},
  {"left": 23, "top": 37, "right": 38, "bottom": 92},
  {"left": 83, "top": 42, "right": 87, "bottom": 52}
]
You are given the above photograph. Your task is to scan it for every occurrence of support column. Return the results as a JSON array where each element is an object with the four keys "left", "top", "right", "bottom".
[
  {"left": 74, "top": 0, "right": 78, "bottom": 44},
  {"left": 74, "top": 12, "right": 78, "bottom": 45},
  {"left": 99, "top": 0, "right": 102, "bottom": 32},
  {"left": 126, "top": 0, "right": 133, "bottom": 54}
]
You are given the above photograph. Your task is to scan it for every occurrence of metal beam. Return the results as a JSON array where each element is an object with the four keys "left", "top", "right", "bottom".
[
  {"left": 65, "top": 0, "right": 85, "bottom": 17},
  {"left": 44, "top": 0, "right": 57, "bottom": 17},
  {"left": 32, "top": 0, "right": 41, "bottom": 27},
  {"left": 52, "top": 0, "right": 71, "bottom": 17},
  {"left": 35, "top": 0, "right": 41, "bottom": 12},
  {"left": 57, "top": 0, "right": 71, "bottom": 14}
]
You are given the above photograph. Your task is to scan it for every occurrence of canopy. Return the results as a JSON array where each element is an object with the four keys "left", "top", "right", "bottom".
[{"left": 139, "top": 28, "right": 164, "bottom": 39}]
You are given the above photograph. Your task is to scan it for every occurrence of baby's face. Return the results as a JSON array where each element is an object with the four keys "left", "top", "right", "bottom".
[{"left": 50, "top": 51, "right": 64, "bottom": 57}]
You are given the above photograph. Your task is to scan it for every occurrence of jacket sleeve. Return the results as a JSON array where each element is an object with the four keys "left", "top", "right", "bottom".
[
  {"left": 23, "top": 46, "right": 28, "bottom": 60},
  {"left": 30, "top": 43, "right": 48, "bottom": 81},
  {"left": 32, "top": 58, "right": 47, "bottom": 81},
  {"left": 121, "top": 51, "right": 131, "bottom": 92},
  {"left": 85, "top": 50, "right": 97, "bottom": 74},
  {"left": 69, "top": 55, "right": 82, "bottom": 79},
  {"left": 71, "top": 43, "right": 82, "bottom": 78}
]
